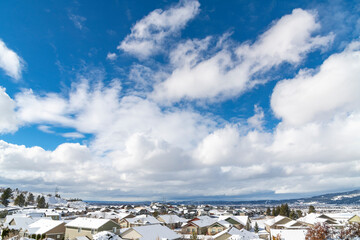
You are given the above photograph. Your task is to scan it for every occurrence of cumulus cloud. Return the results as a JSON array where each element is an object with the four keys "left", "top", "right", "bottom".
[
  {"left": 118, "top": 0, "right": 200, "bottom": 59},
  {"left": 151, "top": 9, "right": 333, "bottom": 103},
  {"left": 2, "top": 7, "right": 360, "bottom": 199},
  {"left": 0, "top": 87, "right": 20, "bottom": 133},
  {"left": 271, "top": 41, "right": 360, "bottom": 126},
  {"left": 106, "top": 52, "right": 117, "bottom": 61},
  {"left": 0, "top": 39, "right": 23, "bottom": 80}
]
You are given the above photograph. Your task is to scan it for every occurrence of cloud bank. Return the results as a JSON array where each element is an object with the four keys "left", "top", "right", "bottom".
[{"left": 1, "top": 4, "right": 359, "bottom": 200}]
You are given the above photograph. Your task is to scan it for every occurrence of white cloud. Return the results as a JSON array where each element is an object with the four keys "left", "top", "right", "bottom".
[
  {"left": 69, "top": 13, "right": 86, "bottom": 30},
  {"left": 247, "top": 105, "right": 265, "bottom": 130},
  {"left": 2, "top": 8, "right": 360, "bottom": 199},
  {"left": 118, "top": 0, "right": 200, "bottom": 59},
  {"left": 106, "top": 52, "right": 117, "bottom": 61},
  {"left": 37, "top": 125, "right": 54, "bottom": 134},
  {"left": 0, "top": 39, "right": 23, "bottom": 80},
  {"left": 271, "top": 41, "right": 360, "bottom": 126},
  {"left": 151, "top": 9, "right": 333, "bottom": 103},
  {"left": 61, "top": 132, "right": 85, "bottom": 139},
  {"left": 0, "top": 87, "right": 20, "bottom": 133}
]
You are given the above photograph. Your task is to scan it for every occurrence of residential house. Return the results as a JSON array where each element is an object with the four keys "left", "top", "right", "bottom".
[
  {"left": 23, "top": 219, "right": 65, "bottom": 240},
  {"left": 156, "top": 214, "right": 187, "bottom": 229},
  {"left": 182, "top": 216, "right": 218, "bottom": 235},
  {"left": 4, "top": 215, "right": 37, "bottom": 231},
  {"left": 207, "top": 221, "right": 229, "bottom": 235},
  {"left": 219, "top": 216, "right": 251, "bottom": 230},
  {"left": 297, "top": 213, "right": 338, "bottom": 227},
  {"left": 121, "top": 215, "right": 161, "bottom": 228},
  {"left": 65, "top": 217, "right": 120, "bottom": 240},
  {"left": 264, "top": 216, "right": 293, "bottom": 232},
  {"left": 45, "top": 212, "right": 61, "bottom": 220},
  {"left": 121, "top": 224, "right": 181, "bottom": 240}
]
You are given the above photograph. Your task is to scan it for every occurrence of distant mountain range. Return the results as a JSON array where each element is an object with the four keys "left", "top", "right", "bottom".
[{"left": 165, "top": 189, "right": 360, "bottom": 206}]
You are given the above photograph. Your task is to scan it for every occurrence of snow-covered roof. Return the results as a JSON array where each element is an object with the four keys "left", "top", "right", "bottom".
[
  {"left": 65, "top": 217, "right": 112, "bottom": 229},
  {"left": 93, "top": 231, "right": 122, "bottom": 240},
  {"left": 213, "top": 227, "right": 259, "bottom": 240},
  {"left": 5, "top": 216, "right": 38, "bottom": 230},
  {"left": 270, "top": 229, "right": 307, "bottom": 240},
  {"left": 264, "top": 216, "right": 289, "bottom": 227},
  {"left": 219, "top": 216, "right": 249, "bottom": 226},
  {"left": 124, "top": 225, "right": 181, "bottom": 240},
  {"left": 297, "top": 213, "right": 337, "bottom": 225},
  {"left": 158, "top": 215, "right": 187, "bottom": 224},
  {"left": 191, "top": 217, "right": 218, "bottom": 228},
  {"left": 126, "top": 215, "right": 161, "bottom": 225},
  {"left": 26, "top": 219, "right": 64, "bottom": 234}
]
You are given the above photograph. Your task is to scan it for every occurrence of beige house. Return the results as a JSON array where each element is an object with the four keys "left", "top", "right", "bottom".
[
  {"left": 264, "top": 216, "right": 293, "bottom": 232},
  {"left": 121, "top": 224, "right": 181, "bottom": 240},
  {"left": 156, "top": 215, "right": 187, "bottom": 229},
  {"left": 207, "top": 222, "right": 227, "bottom": 235},
  {"left": 45, "top": 212, "right": 61, "bottom": 220},
  {"left": 23, "top": 219, "right": 65, "bottom": 240},
  {"left": 181, "top": 217, "right": 217, "bottom": 235},
  {"left": 219, "top": 216, "right": 250, "bottom": 230},
  {"left": 65, "top": 217, "right": 120, "bottom": 240}
]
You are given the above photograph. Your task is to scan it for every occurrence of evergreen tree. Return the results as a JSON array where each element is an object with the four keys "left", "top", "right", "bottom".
[
  {"left": 308, "top": 205, "right": 316, "bottom": 214},
  {"left": 296, "top": 210, "right": 303, "bottom": 218},
  {"left": 27, "top": 193, "right": 35, "bottom": 204},
  {"left": 289, "top": 210, "right": 296, "bottom": 219},
  {"left": 254, "top": 222, "right": 259, "bottom": 233},
  {"left": 14, "top": 193, "right": 26, "bottom": 207},
  {"left": 266, "top": 207, "right": 271, "bottom": 216},
  {"left": 275, "top": 206, "right": 281, "bottom": 216},
  {"left": 246, "top": 222, "right": 251, "bottom": 231},
  {"left": 272, "top": 207, "right": 276, "bottom": 216},
  {"left": 1, "top": 188, "right": 13, "bottom": 206},
  {"left": 37, "top": 196, "right": 46, "bottom": 208},
  {"left": 279, "top": 204, "right": 290, "bottom": 217}
]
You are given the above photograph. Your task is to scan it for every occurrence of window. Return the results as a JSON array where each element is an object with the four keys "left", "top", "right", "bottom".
[
  {"left": 113, "top": 227, "right": 117, "bottom": 233},
  {"left": 91, "top": 229, "right": 95, "bottom": 234},
  {"left": 78, "top": 228, "right": 81, "bottom": 233},
  {"left": 57, "top": 235, "right": 61, "bottom": 239}
]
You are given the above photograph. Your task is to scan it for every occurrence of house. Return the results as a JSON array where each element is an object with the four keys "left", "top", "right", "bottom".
[
  {"left": 182, "top": 216, "right": 218, "bottom": 235},
  {"left": 23, "top": 219, "right": 65, "bottom": 240},
  {"left": 45, "top": 212, "right": 61, "bottom": 220},
  {"left": 4, "top": 215, "right": 38, "bottom": 231},
  {"left": 207, "top": 221, "right": 228, "bottom": 235},
  {"left": 264, "top": 216, "right": 293, "bottom": 232},
  {"left": 121, "top": 224, "right": 181, "bottom": 240},
  {"left": 121, "top": 215, "right": 161, "bottom": 228},
  {"left": 156, "top": 214, "right": 187, "bottom": 229},
  {"left": 297, "top": 213, "right": 338, "bottom": 227},
  {"left": 219, "top": 216, "right": 251, "bottom": 230},
  {"left": 65, "top": 217, "right": 120, "bottom": 240}
]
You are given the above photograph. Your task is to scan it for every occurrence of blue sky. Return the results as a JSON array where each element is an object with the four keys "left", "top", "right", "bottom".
[{"left": 0, "top": 0, "right": 360, "bottom": 201}]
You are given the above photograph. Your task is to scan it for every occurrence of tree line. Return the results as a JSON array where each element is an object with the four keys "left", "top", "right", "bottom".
[
  {"left": 1, "top": 188, "right": 48, "bottom": 208},
  {"left": 265, "top": 203, "right": 315, "bottom": 219}
]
